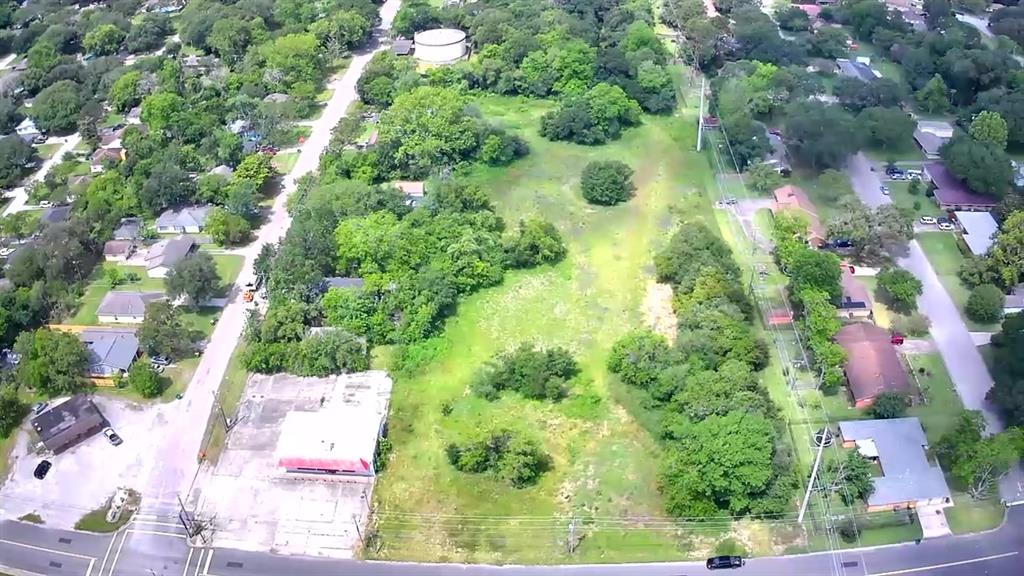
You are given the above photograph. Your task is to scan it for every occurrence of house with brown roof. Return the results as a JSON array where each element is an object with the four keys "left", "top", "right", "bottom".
[
  {"left": 103, "top": 239, "right": 136, "bottom": 262},
  {"left": 90, "top": 147, "right": 124, "bottom": 173},
  {"left": 771, "top": 185, "right": 826, "bottom": 247},
  {"left": 836, "top": 323, "right": 911, "bottom": 408},
  {"left": 924, "top": 162, "right": 998, "bottom": 212},
  {"left": 838, "top": 268, "right": 872, "bottom": 319}
]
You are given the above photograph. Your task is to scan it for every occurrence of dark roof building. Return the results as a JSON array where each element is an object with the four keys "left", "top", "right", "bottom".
[
  {"left": 31, "top": 395, "right": 106, "bottom": 455},
  {"left": 113, "top": 217, "right": 143, "bottom": 240},
  {"left": 836, "top": 323, "right": 911, "bottom": 407},
  {"left": 924, "top": 162, "right": 997, "bottom": 211},
  {"left": 40, "top": 206, "right": 72, "bottom": 225},
  {"left": 321, "top": 277, "right": 365, "bottom": 291},
  {"left": 393, "top": 39, "right": 414, "bottom": 56},
  {"left": 836, "top": 58, "right": 877, "bottom": 82},
  {"left": 839, "top": 268, "right": 872, "bottom": 318}
]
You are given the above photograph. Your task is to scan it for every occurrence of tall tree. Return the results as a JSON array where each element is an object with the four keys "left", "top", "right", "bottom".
[
  {"left": 916, "top": 74, "right": 951, "bottom": 114},
  {"left": 164, "top": 252, "right": 222, "bottom": 308},
  {"left": 13, "top": 329, "right": 89, "bottom": 397},
  {"left": 969, "top": 111, "right": 1010, "bottom": 150},
  {"left": 940, "top": 135, "right": 1012, "bottom": 198},
  {"left": 138, "top": 301, "right": 199, "bottom": 359},
  {"left": 784, "top": 102, "right": 863, "bottom": 170}
]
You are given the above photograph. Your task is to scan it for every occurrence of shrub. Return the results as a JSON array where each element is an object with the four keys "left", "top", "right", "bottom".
[
  {"left": 580, "top": 160, "right": 635, "bottom": 206},
  {"left": 892, "top": 312, "right": 931, "bottom": 337},
  {"left": 127, "top": 363, "right": 164, "bottom": 399},
  {"left": 870, "top": 391, "right": 909, "bottom": 419},
  {"left": 502, "top": 217, "right": 567, "bottom": 268},
  {"left": 607, "top": 330, "right": 675, "bottom": 390},
  {"left": 471, "top": 344, "right": 579, "bottom": 401},
  {"left": 966, "top": 284, "right": 1004, "bottom": 324},
  {"left": 876, "top": 267, "right": 923, "bottom": 314},
  {"left": 446, "top": 429, "right": 550, "bottom": 487}
]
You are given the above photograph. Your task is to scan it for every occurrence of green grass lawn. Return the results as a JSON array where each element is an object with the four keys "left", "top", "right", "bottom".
[
  {"left": 864, "top": 140, "right": 925, "bottom": 164},
  {"left": 70, "top": 264, "right": 165, "bottom": 325},
  {"left": 271, "top": 151, "right": 299, "bottom": 173},
  {"left": 887, "top": 181, "right": 943, "bottom": 220},
  {"left": 34, "top": 143, "right": 62, "bottom": 160},
  {"left": 946, "top": 492, "right": 1005, "bottom": 534},
  {"left": 103, "top": 112, "right": 125, "bottom": 128},
  {"left": 905, "top": 352, "right": 962, "bottom": 444},
  {"left": 916, "top": 232, "right": 1000, "bottom": 332},
  {"left": 199, "top": 343, "right": 248, "bottom": 465},
  {"left": 74, "top": 491, "right": 138, "bottom": 533},
  {"left": 787, "top": 170, "right": 854, "bottom": 220},
  {"left": 211, "top": 253, "right": 244, "bottom": 287},
  {"left": 370, "top": 94, "right": 722, "bottom": 564}
]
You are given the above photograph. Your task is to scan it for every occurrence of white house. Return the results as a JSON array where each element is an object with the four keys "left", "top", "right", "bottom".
[{"left": 155, "top": 205, "right": 212, "bottom": 234}]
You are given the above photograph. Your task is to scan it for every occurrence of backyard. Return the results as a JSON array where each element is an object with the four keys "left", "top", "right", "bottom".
[
  {"left": 369, "top": 93, "right": 741, "bottom": 563},
  {"left": 916, "top": 232, "right": 1000, "bottom": 331}
]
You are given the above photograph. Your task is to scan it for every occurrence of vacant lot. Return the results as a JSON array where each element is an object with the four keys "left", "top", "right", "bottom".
[{"left": 370, "top": 94, "right": 736, "bottom": 563}]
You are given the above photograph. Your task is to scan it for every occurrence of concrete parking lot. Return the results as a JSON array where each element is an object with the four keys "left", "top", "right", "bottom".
[
  {"left": 0, "top": 395, "right": 173, "bottom": 528},
  {"left": 196, "top": 372, "right": 391, "bottom": 558}
]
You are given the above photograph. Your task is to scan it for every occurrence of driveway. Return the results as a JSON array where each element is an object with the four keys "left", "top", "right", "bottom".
[
  {"left": 2, "top": 134, "right": 82, "bottom": 216},
  {"left": 136, "top": 0, "right": 404, "bottom": 517},
  {"left": 846, "top": 152, "right": 1024, "bottom": 502}
]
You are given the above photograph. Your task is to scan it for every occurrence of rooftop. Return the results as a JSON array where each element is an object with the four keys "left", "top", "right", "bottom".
[
  {"left": 112, "top": 217, "right": 143, "bottom": 240},
  {"left": 836, "top": 323, "right": 910, "bottom": 402},
  {"left": 30, "top": 395, "right": 105, "bottom": 446},
  {"left": 924, "top": 162, "right": 997, "bottom": 208},
  {"left": 912, "top": 130, "right": 947, "bottom": 157},
  {"left": 838, "top": 418, "right": 951, "bottom": 507},
  {"left": 322, "top": 277, "right": 365, "bottom": 290},
  {"left": 40, "top": 206, "right": 72, "bottom": 225},
  {"left": 954, "top": 211, "right": 998, "bottom": 256},
  {"left": 96, "top": 291, "right": 163, "bottom": 317},
  {"left": 145, "top": 235, "right": 195, "bottom": 269},
  {"left": 103, "top": 239, "right": 135, "bottom": 257},
  {"left": 393, "top": 39, "right": 414, "bottom": 56},
  {"left": 772, "top": 185, "right": 825, "bottom": 243},
  {"left": 78, "top": 328, "right": 139, "bottom": 371},
  {"left": 839, "top": 268, "right": 871, "bottom": 310},
  {"left": 836, "top": 58, "right": 878, "bottom": 82},
  {"left": 156, "top": 205, "right": 213, "bottom": 229}
]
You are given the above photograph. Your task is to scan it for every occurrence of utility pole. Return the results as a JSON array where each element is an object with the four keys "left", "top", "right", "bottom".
[
  {"left": 566, "top": 516, "right": 577, "bottom": 554},
  {"left": 696, "top": 76, "right": 706, "bottom": 152},
  {"left": 799, "top": 431, "right": 828, "bottom": 523},
  {"left": 177, "top": 494, "right": 195, "bottom": 537},
  {"left": 352, "top": 513, "right": 365, "bottom": 548}
]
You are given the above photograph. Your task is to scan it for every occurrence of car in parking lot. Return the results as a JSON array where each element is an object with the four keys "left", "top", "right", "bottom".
[
  {"left": 938, "top": 221, "right": 955, "bottom": 231},
  {"left": 33, "top": 460, "right": 52, "bottom": 480},
  {"left": 706, "top": 555, "right": 745, "bottom": 570},
  {"left": 32, "top": 401, "right": 48, "bottom": 415},
  {"left": 102, "top": 427, "right": 123, "bottom": 446},
  {"left": 919, "top": 216, "right": 937, "bottom": 225}
]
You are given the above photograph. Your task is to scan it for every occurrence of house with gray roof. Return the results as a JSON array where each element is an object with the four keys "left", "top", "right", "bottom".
[
  {"left": 144, "top": 235, "right": 195, "bottom": 278},
  {"left": 155, "top": 205, "right": 213, "bottom": 234},
  {"left": 836, "top": 58, "right": 879, "bottom": 82},
  {"left": 96, "top": 291, "right": 164, "bottom": 323},
  {"left": 113, "top": 217, "right": 143, "bottom": 240},
  {"left": 78, "top": 328, "right": 140, "bottom": 377},
  {"left": 838, "top": 418, "right": 951, "bottom": 512},
  {"left": 209, "top": 165, "right": 233, "bottom": 178},
  {"left": 39, "top": 205, "right": 72, "bottom": 225},
  {"left": 321, "top": 277, "right": 365, "bottom": 292},
  {"left": 30, "top": 395, "right": 106, "bottom": 455},
  {"left": 1004, "top": 283, "right": 1024, "bottom": 316}
]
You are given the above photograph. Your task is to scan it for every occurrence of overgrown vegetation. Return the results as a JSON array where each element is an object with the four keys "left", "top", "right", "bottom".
[
  {"left": 445, "top": 429, "right": 551, "bottom": 488},
  {"left": 470, "top": 344, "right": 579, "bottom": 401}
]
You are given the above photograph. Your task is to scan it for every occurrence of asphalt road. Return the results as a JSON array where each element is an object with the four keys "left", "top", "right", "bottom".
[
  {"left": 845, "top": 153, "right": 1024, "bottom": 502},
  {"left": 135, "top": 0, "right": 403, "bottom": 518},
  {"left": 2, "top": 134, "right": 82, "bottom": 217},
  {"left": 3, "top": 508, "right": 1024, "bottom": 576}
]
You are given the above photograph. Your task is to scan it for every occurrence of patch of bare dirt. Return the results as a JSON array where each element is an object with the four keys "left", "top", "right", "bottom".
[{"left": 643, "top": 281, "right": 678, "bottom": 343}]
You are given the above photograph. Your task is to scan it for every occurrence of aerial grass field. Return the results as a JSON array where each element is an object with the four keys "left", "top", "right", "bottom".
[{"left": 368, "top": 93, "right": 759, "bottom": 563}]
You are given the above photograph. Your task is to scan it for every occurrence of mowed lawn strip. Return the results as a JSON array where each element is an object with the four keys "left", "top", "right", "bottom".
[
  {"left": 916, "top": 232, "right": 1000, "bottom": 331},
  {"left": 370, "top": 95, "right": 715, "bottom": 563}
]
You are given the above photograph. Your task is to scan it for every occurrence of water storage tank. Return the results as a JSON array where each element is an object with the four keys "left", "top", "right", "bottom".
[{"left": 413, "top": 28, "right": 467, "bottom": 64}]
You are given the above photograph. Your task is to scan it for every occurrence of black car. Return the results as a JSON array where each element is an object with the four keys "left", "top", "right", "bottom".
[
  {"left": 33, "top": 460, "right": 52, "bottom": 480},
  {"left": 707, "top": 555, "right": 745, "bottom": 570}
]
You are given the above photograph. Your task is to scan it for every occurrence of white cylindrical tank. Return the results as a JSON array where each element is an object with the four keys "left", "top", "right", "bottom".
[{"left": 413, "top": 28, "right": 467, "bottom": 64}]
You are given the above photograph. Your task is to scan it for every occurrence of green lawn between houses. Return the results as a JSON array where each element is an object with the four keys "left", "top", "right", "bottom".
[
  {"left": 368, "top": 93, "right": 776, "bottom": 564},
  {"left": 916, "top": 232, "right": 1001, "bottom": 332}
]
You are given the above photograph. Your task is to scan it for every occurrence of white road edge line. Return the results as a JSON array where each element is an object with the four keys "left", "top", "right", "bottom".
[
  {"left": 0, "top": 539, "right": 94, "bottom": 560},
  {"left": 132, "top": 520, "right": 183, "bottom": 528},
  {"left": 97, "top": 532, "right": 117, "bottom": 575},
  {"left": 106, "top": 530, "right": 130, "bottom": 576},
  {"left": 869, "top": 551, "right": 1019, "bottom": 576},
  {"left": 182, "top": 546, "right": 195, "bottom": 576},
  {"left": 203, "top": 548, "right": 214, "bottom": 576},
  {"left": 127, "top": 529, "right": 187, "bottom": 538},
  {"left": 193, "top": 549, "right": 205, "bottom": 576}
]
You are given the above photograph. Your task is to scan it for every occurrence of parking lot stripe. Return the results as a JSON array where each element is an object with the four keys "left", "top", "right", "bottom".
[
  {"left": 0, "top": 538, "right": 94, "bottom": 560},
  {"left": 105, "top": 529, "right": 130, "bottom": 576},
  {"left": 182, "top": 546, "right": 195, "bottom": 576},
  {"left": 97, "top": 532, "right": 117, "bottom": 575},
  {"left": 84, "top": 558, "right": 96, "bottom": 576},
  {"left": 193, "top": 549, "right": 205, "bottom": 576},
  {"left": 132, "top": 519, "right": 184, "bottom": 528},
  {"left": 203, "top": 548, "right": 214, "bottom": 575}
]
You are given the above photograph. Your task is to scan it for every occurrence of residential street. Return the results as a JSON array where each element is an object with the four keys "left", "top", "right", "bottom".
[
  {"left": 846, "top": 152, "right": 1024, "bottom": 502},
  {"left": 1, "top": 133, "right": 82, "bottom": 216},
  {"left": 136, "top": 0, "right": 403, "bottom": 517}
]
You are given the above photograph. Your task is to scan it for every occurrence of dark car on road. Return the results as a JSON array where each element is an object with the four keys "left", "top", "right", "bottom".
[
  {"left": 707, "top": 555, "right": 745, "bottom": 570},
  {"left": 33, "top": 460, "right": 51, "bottom": 480}
]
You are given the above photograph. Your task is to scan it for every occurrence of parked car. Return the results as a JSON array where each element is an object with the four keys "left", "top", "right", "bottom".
[
  {"left": 150, "top": 356, "right": 171, "bottom": 366},
  {"left": 32, "top": 401, "right": 48, "bottom": 415},
  {"left": 102, "top": 427, "right": 123, "bottom": 446},
  {"left": 38, "top": 200, "right": 52, "bottom": 207},
  {"left": 32, "top": 134, "right": 46, "bottom": 144},
  {"left": 880, "top": 185, "right": 890, "bottom": 195},
  {"left": 919, "top": 216, "right": 937, "bottom": 225},
  {"left": 706, "top": 555, "right": 745, "bottom": 570},
  {"left": 33, "top": 460, "right": 52, "bottom": 480},
  {"left": 724, "top": 197, "right": 738, "bottom": 205},
  {"left": 890, "top": 173, "right": 906, "bottom": 180},
  {"left": 906, "top": 169, "right": 923, "bottom": 178},
  {"left": 938, "top": 221, "right": 955, "bottom": 231}
]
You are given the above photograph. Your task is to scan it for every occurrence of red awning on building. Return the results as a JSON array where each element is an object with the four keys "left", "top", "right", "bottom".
[{"left": 278, "top": 457, "right": 370, "bottom": 472}]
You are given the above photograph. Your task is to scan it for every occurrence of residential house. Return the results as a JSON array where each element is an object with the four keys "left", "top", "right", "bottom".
[
  {"left": 39, "top": 206, "right": 72, "bottom": 226},
  {"left": 924, "top": 162, "right": 997, "bottom": 211},
  {"left": 771, "top": 185, "right": 826, "bottom": 247},
  {"left": 838, "top": 268, "right": 872, "bottom": 319},
  {"left": 155, "top": 205, "right": 213, "bottom": 234},
  {"left": 836, "top": 58, "right": 879, "bottom": 82},
  {"left": 913, "top": 120, "right": 953, "bottom": 159},
  {"left": 209, "top": 165, "right": 234, "bottom": 179},
  {"left": 1004, "top": 283, "right": 1024, "bottom": 316},
  {"left": 126, "top": 106, "right": 142, "bottom": 124},
  {"left": 98, "top": 125, "right": 126, "bottom": 148},
  {"left": 144, "top": 235, "right": 195, "bottom": 278},
  {"left": 393, "top": 181, "right": 426, "bottom": 206},
  {"left": 96, "top": 291, "right": 164, "bottom": 323},
  {"left": 764, "top": 131, "right": 792, "bottom": 175},
  {"left": 112, "top": 217, "right": 143, "bottom": 240},
  {"left": 263, "top": 93, "right": 290, "bottom": 104},
  {"left": 103, "top": 239, "right": 136, "bottom": 262},
  {"left": 794, "top": 4, "right": 822, "bottom": 18},
  {"left": 836, "top": 323, "right": 911, "bottom": 408},
  {"left": 954, "top": 211, "right": 997, "bottom": 256},
  {"left": 67, "top": 174, "right": 93, "bottom": 193},
  {"left": 15, "top": 117, "right": 41, "bottom": 142},
  {"left": 91, "top": 147, "right": 124, "bottom": 173},
  {"left": 321, "top": 277, "right": 365, "bottom": 292},
  {"left": 838, "top": 418, "right": 952, "bottom": 512},
  {"left": 78, "top": 328, "right": 140, "bottom": 377},
  {"left": 30, "top": 395, "right": 106, "bottom": 455}
]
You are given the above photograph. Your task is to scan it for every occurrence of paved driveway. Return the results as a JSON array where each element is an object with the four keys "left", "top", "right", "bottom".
[
  {"left": 2, "top": 134, "right": 82, "bottom": 216},
  {"left": 846, "top": 152, "right": 1024, "bottom": 502}
]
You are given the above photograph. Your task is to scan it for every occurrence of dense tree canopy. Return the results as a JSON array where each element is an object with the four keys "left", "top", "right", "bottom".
[
  {"left": 13, "top": 328, "right": 89, "bottom": 397},
  {"left": 940, "top": 135, "right": 1012, "bottom": 198},
  {"left": 784, "top": 102, "right": 863, "bottom": 170},
  {"left": 580, "top": 160, "right": 635, "bottom": 206}
]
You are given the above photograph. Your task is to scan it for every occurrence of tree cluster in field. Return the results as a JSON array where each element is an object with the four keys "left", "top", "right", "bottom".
[
  {"left": 471, "top": 344, "right": 579, "bottom": 402},
  {"left": 773, "top": 214, "right": 847, "bottom": 393},
  {"left": 988, "top": 314, "right": 1024, "bottom": 426},
  {"left": 936, "top": 409, "right": 1024, "bottom": 499},
  {"left": 248, "top": 177, "right": 565, "bottom": 361},
  {"left": 607, "top": 222, "right": 796, "bottom": 518},
  {"left": 580, "top": 161, "right": 635, "bottom": 206},
  {"left": 446, "top": 429, "right": 551, "bottom": 488}
]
